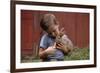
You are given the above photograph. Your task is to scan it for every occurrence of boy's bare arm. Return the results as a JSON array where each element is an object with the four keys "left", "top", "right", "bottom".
[
  {"left": 39, "top": 48, "right": 47, "bottom": 59},
  {"left": 39, "top": 46, "right": 56, "bottom": 59}
]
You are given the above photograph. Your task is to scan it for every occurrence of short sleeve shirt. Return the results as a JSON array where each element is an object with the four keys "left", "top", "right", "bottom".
[{"left": 39, "top": 34, "right": 64, "bottom": 61}]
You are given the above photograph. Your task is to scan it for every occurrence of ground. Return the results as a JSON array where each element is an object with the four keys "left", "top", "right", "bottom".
[{"left": 21, "top": 48, "right": 89, "bottom": 63}]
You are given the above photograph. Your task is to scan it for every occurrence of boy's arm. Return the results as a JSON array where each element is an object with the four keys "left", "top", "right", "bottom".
[
  {"left": 39, "top": 48, "right": 47, "bottom": 59},
  {"left": 39, "top": 46, "right": 56, "bottom": 59}
]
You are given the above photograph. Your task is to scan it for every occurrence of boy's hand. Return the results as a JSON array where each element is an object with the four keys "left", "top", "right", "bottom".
[
  {"left": 45, "top": 46, "right": 56, "bottom": 55},
  {"left": 56, "top": 43, "right": 65, "bottom": 50},
  {"left": 56, "top": 43, "right": 69, "bottom": 53}
]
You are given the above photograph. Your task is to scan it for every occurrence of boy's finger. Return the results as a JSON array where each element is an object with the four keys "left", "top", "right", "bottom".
[
  {"left": 56, "top": 44, "right": 63, "bottom": 48},
  {"left": 57, "top": 43, "right": 63, "bottom": 46},
  {"left": 56, "top": 46, "right": 62, "bottom": 49},
  {"left": 56, "top": 43, "right": 61, "bottom": 47}
]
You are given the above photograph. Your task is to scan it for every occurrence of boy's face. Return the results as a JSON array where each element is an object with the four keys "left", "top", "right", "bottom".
[{"left": 47, "top": 24, "right": 60, "bottom": 37}]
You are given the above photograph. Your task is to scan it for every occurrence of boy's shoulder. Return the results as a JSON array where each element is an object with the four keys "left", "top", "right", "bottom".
[
  {"left": 41, "top": 33, "right": 51, "bottom": 40},
  {"left": 42, "top": 33, "right": 55, "bottom": 39},
  {"left": 41, "top": 34, "right": 48, "bottom": 39}
]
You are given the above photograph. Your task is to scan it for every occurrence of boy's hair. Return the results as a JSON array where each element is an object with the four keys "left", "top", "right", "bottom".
[{"left": 40, "top": 14, "right": 57, "bottom": 31}]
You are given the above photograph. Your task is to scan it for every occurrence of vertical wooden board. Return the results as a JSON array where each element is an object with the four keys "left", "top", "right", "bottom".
[
  {"left": 76, "top": 13, "right": 89, "bottom": 48},
  {"left": 76, "top": 13, "right": 83, "bottom": 48},
  {"left": 64, "top": 13, "right": 76, "bottom": 46},
  {"left": 81, "top": 13, "right": 89, "bottom": 48},
  {"left": 33, "top": 11, "right": 39, "bottom": 43},
  {"left": 21, "top": 10, "right": 33, "bottom": 55}
]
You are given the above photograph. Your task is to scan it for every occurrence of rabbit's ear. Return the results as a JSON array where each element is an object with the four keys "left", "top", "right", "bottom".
[
  {"left": 60, "top": 27, "right": 64, "bottom": 32},
  {"left": 59, "top": 28, "right": 65, "bottom": 37}
]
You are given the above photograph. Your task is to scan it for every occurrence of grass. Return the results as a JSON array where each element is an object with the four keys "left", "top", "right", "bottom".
[
  {"left": 64, "top": 48, "right": 89, "bottom": 60},
  {"left": 21, "top": 56, "right": 41, "bottom": 63},
  {"left": 21, "top": 48, "right": 89, "bottom": 63}
]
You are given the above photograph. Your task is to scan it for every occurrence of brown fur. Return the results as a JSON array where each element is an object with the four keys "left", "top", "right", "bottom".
[{"left": 55, "top": 29, "right": 74, "bottom": 54}]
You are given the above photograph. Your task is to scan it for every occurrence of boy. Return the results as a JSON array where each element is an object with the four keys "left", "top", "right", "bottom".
[{"left": 39, "top": 14, "right": 73, "bottom": 61}]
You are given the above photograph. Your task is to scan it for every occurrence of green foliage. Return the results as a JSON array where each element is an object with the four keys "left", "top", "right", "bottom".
[
  {"left": 64, "top": 48, "right": 89, "bottom": 60},
  {"left": 21, "top": 48, "right": 89, "bottom": 63}
]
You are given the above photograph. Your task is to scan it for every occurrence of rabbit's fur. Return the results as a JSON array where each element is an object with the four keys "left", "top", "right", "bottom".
[{"left": 55, "top": 30, "right": 74, "bottom": 54}]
